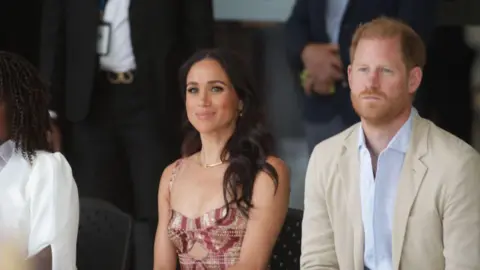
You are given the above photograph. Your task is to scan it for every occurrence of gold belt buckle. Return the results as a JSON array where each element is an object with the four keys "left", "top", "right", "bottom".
[{"left": 107, "top": 70, "right": 134, "bottom": 84}]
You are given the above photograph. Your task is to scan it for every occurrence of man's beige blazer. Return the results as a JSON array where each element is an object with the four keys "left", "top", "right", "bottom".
[{"left": 301, "top": 115, "right": 480, "bottom": 270}]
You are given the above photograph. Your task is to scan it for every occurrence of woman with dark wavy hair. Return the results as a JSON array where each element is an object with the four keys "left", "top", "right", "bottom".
[{"left": 154, "top": 48, "right": 290, "bottom": 269}]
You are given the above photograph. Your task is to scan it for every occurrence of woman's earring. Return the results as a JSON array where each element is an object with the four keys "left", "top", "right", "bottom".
[{"left": 238, "top": 101, "right": 244, "bottom": 117}]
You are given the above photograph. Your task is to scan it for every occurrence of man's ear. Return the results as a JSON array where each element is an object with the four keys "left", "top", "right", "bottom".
[
  {"left": 347, "top": 65, "right": 353, "bottom": 88},
  {"left": 408, "top": 67, "right": 423, "bottom": 94}
]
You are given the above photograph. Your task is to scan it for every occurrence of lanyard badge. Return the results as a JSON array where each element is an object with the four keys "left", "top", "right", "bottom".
[{"left": 97, "top": 0, "right": 111, "bottom": 56}]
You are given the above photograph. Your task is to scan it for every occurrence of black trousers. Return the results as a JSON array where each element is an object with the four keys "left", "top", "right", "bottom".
[{"left": 69, "top": 72, "right": 172, "bottom": 270}]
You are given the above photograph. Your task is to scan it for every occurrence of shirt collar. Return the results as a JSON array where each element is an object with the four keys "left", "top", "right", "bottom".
[{"left": 358, "top": 107, "right": 417, "bottom": 153}]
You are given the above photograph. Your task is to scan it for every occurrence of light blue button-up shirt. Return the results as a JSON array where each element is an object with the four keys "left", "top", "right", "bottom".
[
  {"left": 326, "top": 0, "right": 349, "bottom": 43},
  {"left": 359, "top": 109, "right": 416, "bottom": 270}
]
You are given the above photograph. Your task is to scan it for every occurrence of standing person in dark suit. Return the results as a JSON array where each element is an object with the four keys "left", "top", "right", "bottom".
[
  {"left": 285, "top": 0, "right": 439, "bottom": 154},
  {"left": 39, "top": 0, "right": 214, "bottom": 269}
]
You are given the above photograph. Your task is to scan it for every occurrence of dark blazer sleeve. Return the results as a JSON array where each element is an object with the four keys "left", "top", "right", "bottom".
[
  {"left": 181, "top": 0, "right": 215, "bottom": 55},
  {"left": 285, "top": 0, "right": 311, "bottom": 74},
  {"left": 39, "top": 0, "right": 66, "bottom": 114},
  {"left": 396, "top": 0, "right": 439, "bottom": 44}
]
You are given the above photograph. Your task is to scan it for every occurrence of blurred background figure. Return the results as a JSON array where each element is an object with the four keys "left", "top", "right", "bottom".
[{"left": 38, "top": 0, "right": 214, "bottom": 268}]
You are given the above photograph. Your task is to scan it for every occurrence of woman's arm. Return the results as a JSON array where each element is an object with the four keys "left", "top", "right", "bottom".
[
  {"left": 153, "top": 163, "right": 179, "bottom": 270},
  {"left": 229, "top": 157, "right": 290, "bottom": 270},
  {"left": 28, "top": 246, "right": 52, "bottom": 270}
]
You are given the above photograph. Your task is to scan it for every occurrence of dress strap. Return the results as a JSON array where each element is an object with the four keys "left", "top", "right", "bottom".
[{"left": 169, "top": 159, "right": 183, "bottom": 193}]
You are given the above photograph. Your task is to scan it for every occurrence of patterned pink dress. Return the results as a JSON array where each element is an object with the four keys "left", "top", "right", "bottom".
[{"left": 167, "top": 160, "right": 248, "bottom": 269}]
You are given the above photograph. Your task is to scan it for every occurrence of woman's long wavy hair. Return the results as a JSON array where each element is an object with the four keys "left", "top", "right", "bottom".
[{"left": 178, "top": 48, "right": 278, "bottom": 218}]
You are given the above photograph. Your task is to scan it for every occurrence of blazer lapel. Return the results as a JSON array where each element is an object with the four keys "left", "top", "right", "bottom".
[
  {"left": 392, "top": 116, "right": 429, "bottom": 269},
  {"left": 338, "top": 124, "right": 364, "bottom": 270}
]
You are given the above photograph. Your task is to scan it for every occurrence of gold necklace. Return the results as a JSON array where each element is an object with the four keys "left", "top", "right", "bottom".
[
  {"left": 198, "top": 153, "right": 224, "bottom": 168},
  {"left": 204, "top": 161, "right": 224, "bottom": 168}
]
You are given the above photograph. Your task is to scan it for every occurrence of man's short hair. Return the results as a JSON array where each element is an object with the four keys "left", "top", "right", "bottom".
[{"left": 350, "top": 16, "right": 426, "bottom": 70}]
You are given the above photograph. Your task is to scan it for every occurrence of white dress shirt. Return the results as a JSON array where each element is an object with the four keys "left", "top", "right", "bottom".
[
  {"left": 359, "top": 109, "right": 416, "bottom": 270},
  {"left": 99, "top": 0, "right": 136, "bottom": 72},
  {"left": 0, "top": 141, "right": 79, "bottom": 270}
]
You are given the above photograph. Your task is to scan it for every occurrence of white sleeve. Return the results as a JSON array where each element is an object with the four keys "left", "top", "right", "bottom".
[{"left": 26, "top": 152, "right": 79, "bottom": 270}]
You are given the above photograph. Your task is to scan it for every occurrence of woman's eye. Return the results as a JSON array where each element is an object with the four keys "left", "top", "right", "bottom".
[
  {"left": 187, "top": 87, "right": 198, "bottom": 93},
  {"left": 211, "top": 86, "right": 224, "bottom": 92}
]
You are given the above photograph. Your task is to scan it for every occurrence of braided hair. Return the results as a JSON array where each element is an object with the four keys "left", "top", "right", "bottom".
[{"left": 0, "top": 51, "right": 51, "bottom": 162}]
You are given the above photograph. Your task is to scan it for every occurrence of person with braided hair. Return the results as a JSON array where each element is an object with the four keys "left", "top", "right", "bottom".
[{"left": 0, "top": 51, "right": 79, "bottom": 270}]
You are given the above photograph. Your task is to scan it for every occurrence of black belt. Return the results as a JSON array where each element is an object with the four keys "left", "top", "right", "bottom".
[{"left": 100, "top": 69, "right": 136, "bottom": 84}]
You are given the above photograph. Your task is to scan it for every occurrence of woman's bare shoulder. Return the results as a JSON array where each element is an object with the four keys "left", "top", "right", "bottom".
[
  {"left": 254, "top": 156, "right": 290, "bottom": 193},
  {"left": 266, "top": 156, "right": 289, "bottom": 179},
  {"left": 159, "top": 158, "right": 185, "bottom": 192}
]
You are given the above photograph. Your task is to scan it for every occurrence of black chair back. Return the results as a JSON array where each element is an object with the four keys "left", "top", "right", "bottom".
[
  {"left": 77, "top": 197, "right": 133, "bottom": 270},
  {"left": 269, "top": 208, "right": 303, "bottom": 270}
]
